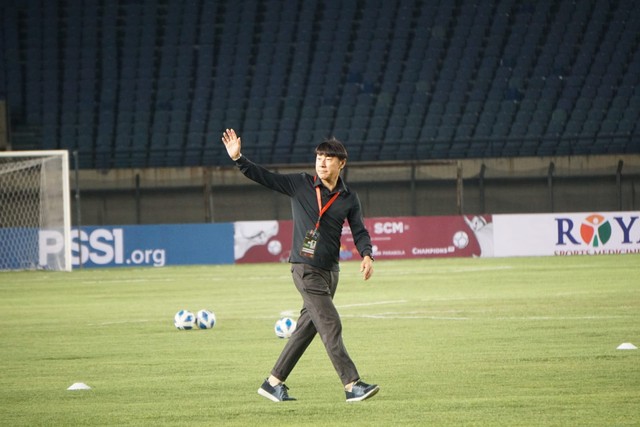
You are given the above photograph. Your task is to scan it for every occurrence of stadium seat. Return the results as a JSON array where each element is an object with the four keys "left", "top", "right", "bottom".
[{"left": 3, "top": 0, "right": 639, "bottom": 167}]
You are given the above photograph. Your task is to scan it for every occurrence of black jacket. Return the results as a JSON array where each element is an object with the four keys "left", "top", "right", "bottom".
[{"left": 235, "top": 155, "right": 373, "bottom": 271}]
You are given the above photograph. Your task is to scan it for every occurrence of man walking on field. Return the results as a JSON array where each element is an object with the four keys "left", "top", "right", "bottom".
[{"left": 221, "top": 129, "right": 379, "bottom": 403}]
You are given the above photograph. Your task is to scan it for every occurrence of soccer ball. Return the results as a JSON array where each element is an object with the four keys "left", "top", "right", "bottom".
[
  {"left": 174, "top": 310, "right": 196, "bottom": 330},
  {"left": 196, "top": 309, "right": 216, "bottom": 329},
  {"left": 452, "top": 230, "right": 469, "bottom": 249},
  {"left": 274, "top": 317, "right": 297, "bottom": 339},
  {"left": 267, "top": 240, "right": 282, "bottom": 255}
]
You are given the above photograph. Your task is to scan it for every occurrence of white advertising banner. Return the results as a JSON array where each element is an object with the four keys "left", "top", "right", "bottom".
[{"left": 493, "top": 211, "right": 640, "bottom": 257}]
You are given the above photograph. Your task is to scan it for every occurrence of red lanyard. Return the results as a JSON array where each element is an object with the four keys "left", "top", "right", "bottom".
[{"left": 314, "top": 177, "right": 340, "bottom": 231}]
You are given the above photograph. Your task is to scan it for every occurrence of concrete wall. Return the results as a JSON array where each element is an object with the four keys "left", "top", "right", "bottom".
[{"left": 73, "top": 154, "right": 640, "bottom": 226}]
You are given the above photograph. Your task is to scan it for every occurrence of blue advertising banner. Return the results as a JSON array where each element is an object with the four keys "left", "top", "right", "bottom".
[{"left": 38, "top": 224, "right": 235, "bottom": 268}]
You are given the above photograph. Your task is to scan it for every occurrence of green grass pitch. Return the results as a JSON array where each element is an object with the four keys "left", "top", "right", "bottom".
[{"left": 1, "top": 255, "right": 638, "bottom": 426}]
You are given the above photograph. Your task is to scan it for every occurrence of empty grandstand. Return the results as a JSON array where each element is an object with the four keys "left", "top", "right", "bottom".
[{"left": 1, "top": 0, "right": 638, "bottom": 169}]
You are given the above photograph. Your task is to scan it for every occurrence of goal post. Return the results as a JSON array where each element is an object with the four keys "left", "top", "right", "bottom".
[{"left": 0, "top": 150, "right": 72, "bottom": 271}]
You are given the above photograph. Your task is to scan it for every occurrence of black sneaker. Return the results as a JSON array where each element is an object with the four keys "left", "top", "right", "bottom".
[
  {"left": 345, "top": 380, "right": 379, "bottom": 402},
  {"left": 257, "top": 379, "right": 297, "bottom": 402}
]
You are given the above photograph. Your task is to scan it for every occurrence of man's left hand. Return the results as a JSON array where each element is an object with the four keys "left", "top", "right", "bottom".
[{"left": 360, "top": 256, "right": 374, "bottom": 281}]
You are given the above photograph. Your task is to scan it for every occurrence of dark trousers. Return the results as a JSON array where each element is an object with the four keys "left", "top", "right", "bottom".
[{"left": 271, "top": 263, "right": 360, "bottom": 386}]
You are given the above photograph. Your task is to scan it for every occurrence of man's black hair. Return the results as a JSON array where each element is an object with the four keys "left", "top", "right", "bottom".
[{"left": 315, "top": 137, "right": 348, "bottom": 160}]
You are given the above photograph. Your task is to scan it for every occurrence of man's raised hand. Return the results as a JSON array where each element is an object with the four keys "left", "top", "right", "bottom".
[{"left": 221, "top": 128, "right": 242, "bottom": 161}]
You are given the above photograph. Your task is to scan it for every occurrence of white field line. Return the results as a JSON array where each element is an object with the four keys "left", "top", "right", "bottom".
[
  {"left": 279, "top": 310, "right": 298, "bottom": 317},
  {"left": 492, "top": 315, "right": 630, "bottom": 320},
  {"left": 374, "top": 265, "right": 514, "bottom": 276},
  {"left": 89, "top": 313, "right": 631, "bottom": 326},
  {"left": 89, "top": 319, "right": 152, "bottom": 326},
  {"left": 448, "top": 266, "right": 513, "bottom": 273},
  {"left": 342, "top": 313, "right": 630, "bottom": 321},
  {"left": 342, "top": 313, "right": 469, "bottom": 320},
  {"left": 336, "top": 300, "right": 408, "bottom": 309},
  {"left": 80, "top": 278, "right": 175, "bottom": 284},
  {"left": 277, "top": 300, "right": 408, "bottom": 318}
]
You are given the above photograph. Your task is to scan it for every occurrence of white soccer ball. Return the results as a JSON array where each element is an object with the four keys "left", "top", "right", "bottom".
[
  {"left": 174, "top": 309, "right": 196, "bottom": 330},
  {"left": 196, "top": 309, "right": 216, "bottom": 329},
  {"left": 274, "top": 317, "right": 297, "bottom": 339},
  {"left": 267, "top": 239, "right": 282, "bottom": 255},
  {"left": 452, "top": 230, "right": 469, "bottom": 249}
]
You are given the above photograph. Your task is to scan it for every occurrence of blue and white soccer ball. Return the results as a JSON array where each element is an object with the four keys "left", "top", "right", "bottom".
[
  {"left": 174, "top": 309, "right": 196, "bottom": 330},
  {"left": 196, "top": 309, "right": 216, "bottom": 329},
  {"left": 274, "top": 317, "right": 297, "bottom": 339}
]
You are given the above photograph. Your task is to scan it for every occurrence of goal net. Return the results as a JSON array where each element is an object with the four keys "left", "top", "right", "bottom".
[{"left": 0, "top": 151, "right": 72, "bottom": 271}]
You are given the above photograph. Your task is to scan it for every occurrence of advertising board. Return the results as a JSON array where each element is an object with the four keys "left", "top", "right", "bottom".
[
  {"left": 493, "top": 212, "right": 640, "bottom": 257},
  {"left": 234, "top": 215, "right": 494, "bottom": 263},
  {"left": 38, "top": 224, "right": 234, "bottom": 268}
]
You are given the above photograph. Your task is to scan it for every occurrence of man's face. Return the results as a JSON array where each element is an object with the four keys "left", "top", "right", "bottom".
[{"left": 315, "top": 153, "right": 345, "bottom": 182}]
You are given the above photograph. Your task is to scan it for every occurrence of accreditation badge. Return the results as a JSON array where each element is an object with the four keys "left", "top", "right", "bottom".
[{"left": 300, "top": 229, "right": 319, "bottom": 258}]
